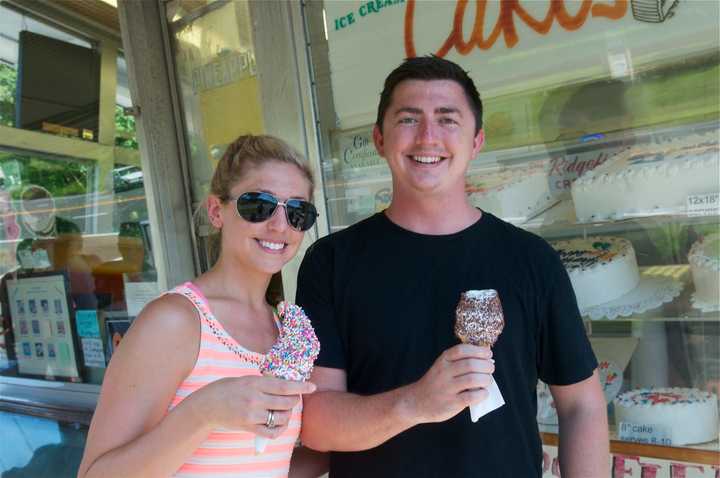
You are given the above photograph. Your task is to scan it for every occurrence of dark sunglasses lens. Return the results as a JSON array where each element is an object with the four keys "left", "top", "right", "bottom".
[
  {"left": 236, "top": 193, "right": 277, "bottom": 222},
  {"left": 285, "top": 200, "right": 318, "bottom": 231}
]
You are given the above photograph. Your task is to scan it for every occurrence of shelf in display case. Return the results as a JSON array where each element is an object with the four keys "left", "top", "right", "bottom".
[
  {"left": 522, "top": 198, "right": 720, "bottom": 236},
  {"left": 324, "top": 171, "right": 719, "bottom": 236},
  {"left": 327, "top": 203, "right": 720, "bottom": 235},
  {"left": 580, "top": 266, "right": 701, "bottom": 322},
  {"left": 558, "top": 254, "right": 718, "bottom": 322},
  {"left": 540, "top": 429, "right": 720, "bottom": 465},
  {"left": 323, "top": 121, "right": 718, "bottom": 231}
]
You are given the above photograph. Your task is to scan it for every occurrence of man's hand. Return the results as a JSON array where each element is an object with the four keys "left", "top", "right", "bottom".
[
  {"left": 405, "top": 343, "right": 494, "bottom": 423},
  {"left": 301, "top": 344, "right": 495, "bottom": 452}
]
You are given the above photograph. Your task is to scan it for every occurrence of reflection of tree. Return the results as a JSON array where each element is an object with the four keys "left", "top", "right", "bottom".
[
  {"left": 114, "top": 105, "right": 138, "bottom": 149},
  {"left": 2, "top": 155, "right": 88, "bottom": 200},
  {"left": 0, "top": 64, "right": 16, "bottom": 127}
]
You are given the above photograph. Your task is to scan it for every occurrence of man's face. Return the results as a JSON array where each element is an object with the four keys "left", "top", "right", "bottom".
[{"left": 373, "top": 79, "right": 484, "bottom": 199}]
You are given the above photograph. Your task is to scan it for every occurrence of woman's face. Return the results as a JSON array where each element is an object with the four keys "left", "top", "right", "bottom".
[{"left": 210, "top": 161, "right": 313, "bottom": 276}]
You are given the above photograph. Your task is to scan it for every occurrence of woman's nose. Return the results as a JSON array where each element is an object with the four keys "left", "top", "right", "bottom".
[{"left": 267, "top": 205, "right": 289, "bottom": 231}]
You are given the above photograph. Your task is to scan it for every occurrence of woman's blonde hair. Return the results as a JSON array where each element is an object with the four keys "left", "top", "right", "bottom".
[
  {"left": 203, "top": 134, "right": 315, "bottom": 265},
  {"left": 210, "top": 135, "right": 314, "bottom": 201}
]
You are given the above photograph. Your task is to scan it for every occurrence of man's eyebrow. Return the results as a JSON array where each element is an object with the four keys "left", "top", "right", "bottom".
[
  {"left": 436, "top": 106, "right": 461, "bottom": 115},
  {"left": 393, "top": 106, "right": 423, "bottom": 116},
  {"left": 392, "top": 106, "right": 462, "bottom": 115}
]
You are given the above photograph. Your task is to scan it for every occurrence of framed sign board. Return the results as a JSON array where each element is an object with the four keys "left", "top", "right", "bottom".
[{"left": 6, "top": 271, "right": 82, "bottom": 381}]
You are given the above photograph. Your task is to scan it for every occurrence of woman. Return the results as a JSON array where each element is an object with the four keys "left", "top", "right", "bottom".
[{"left": 78, "top": 135, "right": 326, "bottom": 478}]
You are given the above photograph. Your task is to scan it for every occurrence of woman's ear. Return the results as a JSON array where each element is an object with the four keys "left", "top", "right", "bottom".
[{"left": 206, "top": 195, "right": 224, "bottom": 229}]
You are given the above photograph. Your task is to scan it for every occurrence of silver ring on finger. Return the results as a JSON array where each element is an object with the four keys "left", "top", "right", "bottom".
[{"left": 265, "top": 410, "right": 276, "bottom": 428}]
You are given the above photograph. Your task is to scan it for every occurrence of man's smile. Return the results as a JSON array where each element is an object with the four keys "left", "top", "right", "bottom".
[{"left": 408, "top": 155, "right": 447, "bottom": 165}]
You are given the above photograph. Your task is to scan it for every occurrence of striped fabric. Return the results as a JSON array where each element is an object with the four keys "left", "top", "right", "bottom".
[{"left": 166, "top": 282, "right": 301, "bottom": 478}]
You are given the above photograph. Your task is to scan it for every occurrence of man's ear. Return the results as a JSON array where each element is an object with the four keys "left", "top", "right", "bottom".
[
  {"left": 472, "top": 129, "right": 485, "bottom": 156},
  {"left": 206, "top": 195, "right": 224, "bottom": 229},
  {"left": 372, "top": 125, "right": 385, "bottom": 157}
]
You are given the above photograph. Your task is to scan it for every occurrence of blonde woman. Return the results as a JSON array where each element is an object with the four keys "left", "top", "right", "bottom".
[{"left": 78, "top": 135, "right": 326, "bottom": 478}]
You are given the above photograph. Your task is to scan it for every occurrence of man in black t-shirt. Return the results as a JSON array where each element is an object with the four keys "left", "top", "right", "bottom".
[{"left": 297, "top": 57, "right": 609, "bottom": 477}]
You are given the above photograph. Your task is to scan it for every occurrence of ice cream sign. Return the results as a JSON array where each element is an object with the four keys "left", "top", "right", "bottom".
[
  {"left": 331, "top": 0, "right": 406, "bottom": 31},
  {"left": 325, "top": 0, "right": 719, "bottom": 129},
  {"left": 404, "top": 0, "right": 628, "bottom": 57}
]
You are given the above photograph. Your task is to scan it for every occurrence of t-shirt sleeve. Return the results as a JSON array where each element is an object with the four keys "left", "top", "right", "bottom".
[
  {"left": 537, "top": 245, "right": 598, "bottom": 385},
  {"left": 295, "top": 240, "right": 346, "bottom": 370}
]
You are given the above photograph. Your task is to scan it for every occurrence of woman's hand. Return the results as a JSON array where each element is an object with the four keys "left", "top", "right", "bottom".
[{"left": 200, "top": 375, "right": 316, "bottom": 438}]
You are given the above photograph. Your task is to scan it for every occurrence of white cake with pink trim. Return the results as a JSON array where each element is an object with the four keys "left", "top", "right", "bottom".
[
  {"left": 551, "top": 236, "right": 640, "bottom": 311},
  {"left": 614, "top": 388, "right": 719, "bottom": 445},
  {"left": 572, "top": 134, "right": 720, "bottom": 222},
  {"left": 465, "top": 161, "right": 556, "bottom": 224}
]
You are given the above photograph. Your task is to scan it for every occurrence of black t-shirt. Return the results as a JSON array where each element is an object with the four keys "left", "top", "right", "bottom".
[{"left": 296, "top": 212, "right": 597, "bottom": 477}]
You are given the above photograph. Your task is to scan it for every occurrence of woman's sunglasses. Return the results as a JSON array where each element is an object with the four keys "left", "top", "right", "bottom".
[{"left": 233, "top": 191, "right": 318, "bottom": 231}]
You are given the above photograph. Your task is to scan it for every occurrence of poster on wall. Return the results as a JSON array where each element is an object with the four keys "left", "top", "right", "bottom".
[
  {"left": 323, "top": 0, "right": 720, "bottom": 129},
  {"left": 6, "top": 272, "right": 81, "bottom": 381}
]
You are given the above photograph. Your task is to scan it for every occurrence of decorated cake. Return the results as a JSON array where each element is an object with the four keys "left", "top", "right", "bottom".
[
  {"left": 614, "top": 388, "right": 719, "bottom": 445},
  {"left": 466, "top": 161, "right": 556, "bottom": 224},
  {"left": 551, "top": 236, "right": 640, "bottom": 311},
  {"left": 689, "top": 233, "right": 720, "bottom": 310},
  {"left": 572, "top": 134, "right": 719, "bottom": 222}
]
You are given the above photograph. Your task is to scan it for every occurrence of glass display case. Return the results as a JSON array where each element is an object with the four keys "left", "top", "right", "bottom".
[
  {"left": 322, "top": 108, "right": 720, "bottom": 466},
  {"left": 302, "top": 0, "right": 719, "bottom": 468}
]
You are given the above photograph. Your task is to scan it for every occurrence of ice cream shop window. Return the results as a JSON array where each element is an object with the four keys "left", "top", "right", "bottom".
[{"left": 0, "top": 3, "right": 157, "bottom": 389}]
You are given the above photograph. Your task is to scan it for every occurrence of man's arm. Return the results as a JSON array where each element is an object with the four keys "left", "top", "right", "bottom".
[
  {"left": 288, "top": 446, "right": 329, "bottom": 478},
  {"left": 551, "top": 370, "right": 609, "bottom": 478},
  {"left": 301, "top": 344, "right": 494, "bottom": 452}
]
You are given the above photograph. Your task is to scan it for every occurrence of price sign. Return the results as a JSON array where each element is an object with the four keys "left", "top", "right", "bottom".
[
  {"left": 687, "top": 193, "right": 720, "bottom": 217},
  {"left": 618, "top": 421, "right": 672, "bottom": 446}
]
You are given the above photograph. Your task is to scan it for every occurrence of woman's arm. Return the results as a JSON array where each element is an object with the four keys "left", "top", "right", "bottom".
[
  {"left": 77, "top": 295, "right": 212, "bottom": 478},
  {"left": 77, "top": 295, "right": 314, "bottom": 478}
]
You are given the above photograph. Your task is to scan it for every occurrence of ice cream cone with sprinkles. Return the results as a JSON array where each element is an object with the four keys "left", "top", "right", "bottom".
[
  {"left": 255, "top": 301, "right": 320, "bottom": 453},
  {"left": 455, "top": 289, "right": 506, "bottom": 422}
]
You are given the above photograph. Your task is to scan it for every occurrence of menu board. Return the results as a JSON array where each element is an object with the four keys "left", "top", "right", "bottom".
[{"left": 6, "top": 273, "right": 81, "bottom": 381}]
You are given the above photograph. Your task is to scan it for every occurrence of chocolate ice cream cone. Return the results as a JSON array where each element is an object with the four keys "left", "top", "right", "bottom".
[{"left": 455, "top": 290, "right": 506, "bottom": 422}]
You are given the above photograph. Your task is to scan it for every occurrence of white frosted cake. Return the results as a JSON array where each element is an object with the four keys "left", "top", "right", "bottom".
[
  {"left": 689, "top": 233, "right": 720, "bottom": 308},
  {"left": 614, "top": 388, "right": 719, "bottom": 445},
  {"left": 551, "top": 236, "right": 640, "bottom": 311},
  {"left": 466, "top": 161, "right": 556, "bottom": 223},
  {"left": 572, "top": 134, "right": 719, "bottom": 222}
]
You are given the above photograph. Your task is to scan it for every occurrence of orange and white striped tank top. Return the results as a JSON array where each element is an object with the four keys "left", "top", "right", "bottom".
[{"left": 166, "top": 282, "right": 301, "bottom": 478}]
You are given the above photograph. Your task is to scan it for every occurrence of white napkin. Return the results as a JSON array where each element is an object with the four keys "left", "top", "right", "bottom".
[
  {"left": 255, "top": 436, "right": 271, "bottom": 454},
  {"left": 469, "top": 376, "right": 505, "bottom": 422}
]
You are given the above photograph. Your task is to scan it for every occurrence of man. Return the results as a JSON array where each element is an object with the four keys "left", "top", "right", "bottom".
[{"left": 297, "top": 56, "right": 608, "bottom": 477}]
